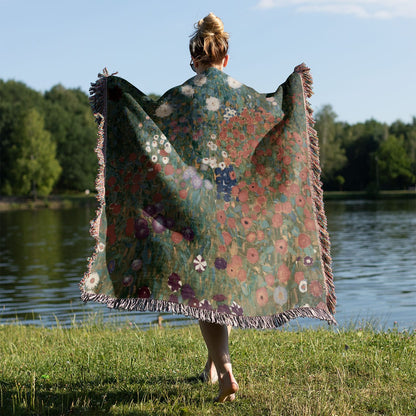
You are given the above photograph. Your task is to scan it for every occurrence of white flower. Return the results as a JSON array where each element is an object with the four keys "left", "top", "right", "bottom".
[
  {"left": 207, "top": 141, "right": 218, "bottom": 151},
  {"left": 209, "top": 157, "right": 218, "bottom": 168},
  {"left": 224, "top": 107, "right": 237, "bottom": 121},
  {"left": 273, "top": 286, "right": 288, "bottom": 306},
  {"left": 151, "top": 155, "right": 158, "bottom": 163},
  {"left": 85, "top": 272, "right": 100, "bottom": 291},
  {"left": 155, "top": 102, "right": 173, "bottom": 118},
  {"left": 181, "top": 84, "right": 194, "bottom": 97},
  {"left": 210, "top": 133, "right": 217, "bottom": 139},
  {"left": 266, "top": 96, "right": 278, "bottom": 106},
  {"left": 222, "top": 150, "right": 228, "bottom": 158},
  {"left": 123, "top": 275, "right": 134, "bottom": 287},
  {"left": 145, "top": 146, "right": 151, "bottom": 153},
  {"left": 131, "top": 259, "right": 142, "bottom": 271},
  {"left": 206, "top": 96, "right": 220, "bottom": 111},
  {"left": 299, "top": 280, "right": 308, "bottom": 293},
  {"left": 193, "top": 255, "right": 207, "bottom": 273},
  {"left": 202, "top": 157, "right": 210, "bottom": 165},
  {"left": 194, "top": 74, "right": 207, "bottom": 86},
  {"left": 97, "top": 242, "right": 105, "bottom": 252},
  {"left": 164, "top": 142, "right": 172, "bottom": 153},
  {"left": 218, "top": 162, "right": 226, "bottom": 170},
  {"left": 162, "top": 157, "right": 169, "bottom": 164},
  {"left": 227, "top": 76, "right": 242, "bottom": 89},
  {"left": 161, "top": 134, "right": 167, "bottom": 140},
  {"left": 152, "top": 140, "right": 158, "bottom": 147},
  {"left": 153, "top": 134, "right": 159, "bottom": 140}
]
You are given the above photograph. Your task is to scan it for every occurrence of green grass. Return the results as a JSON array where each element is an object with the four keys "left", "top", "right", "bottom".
[{"left": 0, "top": 321, "right": 415, "bottom": 415}]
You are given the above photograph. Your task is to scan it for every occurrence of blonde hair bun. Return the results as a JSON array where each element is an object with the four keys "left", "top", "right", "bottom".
[
  {"left": 197, "top": 12, "right": 229, "bottom": 39},
  {"left": 189, "top": 13, "right": 229, "bottom": 65}
]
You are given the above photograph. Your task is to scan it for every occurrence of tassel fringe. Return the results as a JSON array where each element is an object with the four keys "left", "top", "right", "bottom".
[{"left": 295, "top": 63, "right": 337, "bottom": 315}]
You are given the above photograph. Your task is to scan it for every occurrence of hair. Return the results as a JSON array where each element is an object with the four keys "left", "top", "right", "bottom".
[{"left": 189, "top": 13, "right": 229, "bottom": 66}]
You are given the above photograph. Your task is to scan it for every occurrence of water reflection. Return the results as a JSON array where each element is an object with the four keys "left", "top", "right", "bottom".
[{"left": 0, "top": 198, "right": 415, "bottom": 329}]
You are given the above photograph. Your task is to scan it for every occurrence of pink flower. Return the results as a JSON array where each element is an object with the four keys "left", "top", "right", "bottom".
[
  {"left": 256, "top": 287, "right": 268, "bottom": 307},
  {"left": 309, "top": 280, "right": 323, "bottom": 297}
]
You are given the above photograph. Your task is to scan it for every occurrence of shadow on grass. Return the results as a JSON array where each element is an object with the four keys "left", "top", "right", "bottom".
[{"left": 1, "top": 374, "right": 210, "bottom": 416}]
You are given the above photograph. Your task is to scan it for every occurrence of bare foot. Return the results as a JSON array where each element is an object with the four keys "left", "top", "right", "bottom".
[
  {"left": 215, "top": 372, "right": 239, "bottom": 403},
  {"left": 200, "top": 358, "right": 218, "bottom": 384}
]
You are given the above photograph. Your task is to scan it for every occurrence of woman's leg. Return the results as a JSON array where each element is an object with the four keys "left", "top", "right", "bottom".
[
  {"left": 199, "top": 321, "right": 239, "bottom": 402},
  {"left": 200, "top": 325, "right": 231, "bottom": 383}
]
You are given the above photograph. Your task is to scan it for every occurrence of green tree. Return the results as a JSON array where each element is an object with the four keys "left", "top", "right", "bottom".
[
  {"left": 0, "top": 80, "right": 45, "bottom": 194},
  {"left": 314, "top": 105, "right": 347, "bottom": 187},
  {"left": 44, "top": 85, "right": 97, "bottom": 191},
  {"left": 341, "top": 119, "right": 388, "bottom": 191},
  {"left": 376, "top": 135, "right": 415, "bottom": 189},
  {"left": 10, "top": 108, "right": 62, "bottom": 197}
]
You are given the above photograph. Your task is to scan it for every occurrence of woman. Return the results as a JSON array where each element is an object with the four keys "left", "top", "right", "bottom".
[{"left": 81, "top": 13, "right": 336, "bottom": 403}]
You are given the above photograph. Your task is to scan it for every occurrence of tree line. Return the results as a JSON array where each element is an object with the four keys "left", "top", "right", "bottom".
[{"left": 0, "top": 80, "right": 415, "bottom": 197}]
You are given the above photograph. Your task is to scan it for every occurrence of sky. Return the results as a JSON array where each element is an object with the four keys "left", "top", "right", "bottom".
[{"left": 1, "top": 0, "right": 415, "bottom": 125}]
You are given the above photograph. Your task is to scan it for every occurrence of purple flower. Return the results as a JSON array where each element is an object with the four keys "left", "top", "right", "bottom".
[
  {"left": 168, "top": 273, "right": 182, "bottom": 292},
  {"left": 199, "top": 299, "right": 213, "bottom": 311},
  {"left": 107, "top": 260, "right": 116, "bottom": 273},
  {"left": 181, "top": 227, "right": 195, "bottom": 241},
  {"left": 181, "top": 284, "right": 195, "bottom": 300},
  {"left": 152, "top": 215, "right": 167, "bottom": 233},
  {"left": 134, "top": 218, "right": 149, "bottom": 239},
  {"left": 213, "top": 294, "right": 227, "bottom": 302},
  {"left": 169, "top": 294, "right": 178, "bottom": 303},
  {"left": 217, "top": 304, "right": 231, "bottom": 314},
  {"left": 137, "top": 286, "right": 151, "bottom": 298},
  {"left": 304, "top": 256, "right": 314, "bottom": 266},
  {"left": 231, "top": 302, "right": 243, "bottom": 316},
  {"left": 214, "top": 257, "right": 227, "bottom": 270},
  {"left": 192, "top": 175, "right": 203, "bottom": 189},
  {"left": 183, "top": 167, "right": 197, "bottom": 180},
  {"left": 188, "top": 297, "right": 199, "bottom": 308},
  {"left": 143, "top": 205, "right": 157, "bottom": 217}
]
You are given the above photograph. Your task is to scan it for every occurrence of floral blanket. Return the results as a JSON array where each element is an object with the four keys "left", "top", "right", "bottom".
[{"left": 80, "top": 64, "right": 336, "bottom": 328}]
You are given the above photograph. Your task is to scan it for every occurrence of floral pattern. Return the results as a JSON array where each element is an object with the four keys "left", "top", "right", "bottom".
[{"left": 82, "top": 66, "right": 335, "bottom": 323}]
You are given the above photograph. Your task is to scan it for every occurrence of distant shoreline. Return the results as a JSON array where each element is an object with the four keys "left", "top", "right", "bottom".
[{"left": 0, "top": 190, "right": 414, "bottom": 211}]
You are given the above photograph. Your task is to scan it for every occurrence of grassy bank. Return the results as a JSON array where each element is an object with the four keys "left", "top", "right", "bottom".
[{"left": 0, "top": 322, "right": 415, "bottom": 415}]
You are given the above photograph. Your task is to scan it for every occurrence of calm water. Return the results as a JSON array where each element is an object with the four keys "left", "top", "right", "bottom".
[{"left": 0, "top": 199, "right": 415, "bottom": 330}]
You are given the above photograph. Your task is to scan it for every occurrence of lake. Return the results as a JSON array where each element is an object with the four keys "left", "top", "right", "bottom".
[{"left": 1, "top": 198, "right": 415, "bottom": 330}]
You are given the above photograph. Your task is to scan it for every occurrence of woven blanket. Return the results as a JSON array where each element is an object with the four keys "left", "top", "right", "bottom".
[{"left": 80, "top": 64, "right": 336, "bottom": 328}]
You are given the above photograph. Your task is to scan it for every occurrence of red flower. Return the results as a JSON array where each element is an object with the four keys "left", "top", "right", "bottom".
[
  {"left": 107, "top": 224, "right": 117, "bottom": 246},
  {"left": 216, "top": 210, "right": 226, "bottom": 224},
  {"left": 278, "top": 264, "right": 291, "bottom": 284},
  {"left": 222, "top": 231, "right": 232, "bottom": 245},
  {"left": 256, "top": 287, "right": 268, "bottom": 307},
  {"left": 275, "top": 239, "right": 288, "bottom": 255},
  {"left": 298, "top": 233, "right": 311, "bottom": 248},
  {"left": 241, "top": 217, "right": 253, "bottom": 230},
  {"left": 272, "top": 213, "right": 283, "bottom": 228},
  {"left": 309, "top": 280, "right": 323, "bottom": 297},
  {"left": 294, "top": 271, "right": 304, "bottom": 284},
  {"left": 137, "top": 286, "right": 151, "bottom": 298},
  {"left": 247, "top": 248, "right": 259, "bottom": 264}
]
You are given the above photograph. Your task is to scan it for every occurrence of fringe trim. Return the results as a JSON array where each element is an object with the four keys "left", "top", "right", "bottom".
[
  {"left": 79, "top": 69, "right": 112, "bottom": 296},
  {"left": 294, "top": 63, "right": 337, "bottom": 315},
  {"left": 81, "top": 291, "right": 337, "bottom": 329},
  {"left": 80, "top": 66, "right": 337, "bottom": 329}
]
